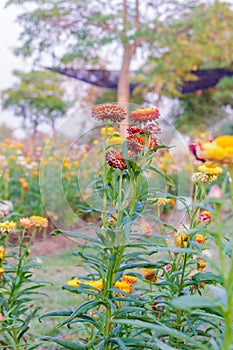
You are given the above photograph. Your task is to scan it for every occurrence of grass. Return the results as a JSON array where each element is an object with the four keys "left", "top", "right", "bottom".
[{"left": 30, "top": 249, "right": 86, "bottom": 349}]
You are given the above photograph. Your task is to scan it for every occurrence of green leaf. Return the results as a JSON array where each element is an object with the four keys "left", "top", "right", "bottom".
[
  {"left": 114, "top": 319, "right": 207, "bottom": 349},
  {"left": 39, "top": 309, "right": 73, "bottom": 322},
  {"left": 171, "top": 295, "right": 221, "bottom": 310},
  {"left": 59, "top": 300, "right": 105, "bottom": 326},
  {"left": 34, "top": 335, "right": 87, "bottom": 349}
]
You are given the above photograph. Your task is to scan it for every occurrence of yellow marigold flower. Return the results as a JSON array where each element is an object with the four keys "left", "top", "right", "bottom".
[
  {"left": 0, "top": 221, "right": 16, "bottom": 234},
  {"left": 83, "top": 279, "right": 104, "bottom": 291},
  {"left": 122, "top": 275, "right": 137, "bottom": 285},
  {"left": 29, "top": 216, "right": 48, "bottom": 228},
  {"left": 0, "top": 246, "right": 5, "bottom": 260},
  {"left": 19, "top": 217, "right": 34, "bottom": 228},
  {"left": 115, "top": 281, "right": 131, "bottom": 294},
  {"left": 142, "top": 268, "right": 158, "bottom": 282},
  {"left": 101, "top": 127, "right": 115, "bottom": 135},
  {"left": 195, "top": 234, "right": 205, "bottom": 244},
  {"left": 198, "top": 162, "right": 223, "bottom": 176},
  {"left": 0, "top": 267, "right": 4, "bottom": 275},
  {"left": 66, "top": 279, "right": 80, "bottom": 287},
  {"left": 175, "top": 233, "right": 188, "bottom": 248}
]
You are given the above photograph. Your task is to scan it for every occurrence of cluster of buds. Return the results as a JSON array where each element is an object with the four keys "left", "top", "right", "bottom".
[{"left": 175, "top": 232, "right": 205, "bottom": 248}]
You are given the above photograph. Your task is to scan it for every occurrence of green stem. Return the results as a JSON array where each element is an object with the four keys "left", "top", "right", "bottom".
[{"left": 102, "top": 126, "right": 109, "bottom": 234}]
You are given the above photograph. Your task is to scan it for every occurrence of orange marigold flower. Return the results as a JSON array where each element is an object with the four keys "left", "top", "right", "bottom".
[
  {"left": 130, "top": 107, "right": 160, "bottom": 122},
  {"left": 0, "top": 246, "right": 5, "bottom": 260},
  {"left": 142, "top": 268, "right": 158, "bottom": 282},
  {"left": 199, "top": 211, "right": 213, "bottom": 223},
  {"left": 0, "top": 268, "right": 4, "bottom": 275},
  {"left": 66, "top": 279, "right": 80, "bottom": 287},
  {"left": 29, "top": 216, "right": 48, "bottom": 228},
  {"left": 195, "top": 234, "right": 205, "bottom": 244},
  {"left": 115, "top": 281, "right": 131, "bottom": 294},
  {"left": 0, "top": 221, "right": 16, "bottom": 234},
  {"left": 106, "top": 150, "right": 127, "bottom": 170},
  {"left": 92, "top": 104, "right": 127, "bottom": 123},
  {"left": 122, "top": 275, "right": 137, "bottom": 285}
]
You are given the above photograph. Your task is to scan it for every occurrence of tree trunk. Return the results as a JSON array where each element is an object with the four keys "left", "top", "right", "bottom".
[{"left": 117, "top": 45, "right": 132, "bottom": 137}]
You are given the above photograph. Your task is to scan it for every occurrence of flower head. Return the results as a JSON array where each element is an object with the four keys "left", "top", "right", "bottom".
[
  {"left": 0, "top": 221, "right": 16, "bottom": 234},
  {"left": 195, "top": 234, "right": 205, "bottom": 244},
  {"left": 0, "top": 246, "right": 5, "bottom": 260},
  {"left": 106, "top": 150, "right": 127, "bottom": 170},
  {"left": 175, "top": 233, "right": 188, "bottom": 248},
  {"left": 92, "top": 104, "right": 127, "bottom": 123},
  {"left": 66, "top": 279, "right": 80, "bottom": 287},
  {"left": 84, "top": 279, "right": 104, "bottom": 291},
  {"left": 198, "top": 162, "right": 223, "bottom": 176},
  {"left": 142, "top": 268, "right": 157, "bottom": 282},
  {"left": 199, "top": 211, "right": 213, "bottom": 223},
  {"left": 115, "top": 281, "right": 131, "bottom": 294},
  {"left": 201, "top": 135, "right": 233, "bottom": 164},
  {"left": 19, "top": 217, "right": 34, "bottom": 228},
  {"left": 130, "top": 107, "right": 160, "bottom": 122},
  {"left": 0, "top": 267, "right": 4, "bottom": 275},
  {"left": 122, "top": 275, "right": 137, "bottom": 285},
  {"left": 29, "top": 216, "right": 48, "bottom": 229}
]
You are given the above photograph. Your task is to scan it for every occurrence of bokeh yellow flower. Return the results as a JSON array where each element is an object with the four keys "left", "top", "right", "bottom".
[
  {"left": 198, "top": 162, "right": 223, "bottom": 176},
  {"left": 202, "top": 135, "right": 233, "bottom": 164},
  {"left": 0, "top": 267, "right": 4, "bottom": 275},
  {"left": 0, "top": 221, "right": 16, "bottom": 234}
]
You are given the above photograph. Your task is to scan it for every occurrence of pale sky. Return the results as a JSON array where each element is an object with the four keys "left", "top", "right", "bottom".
[{"left": 0, "top": 0, "right": 25, "bottom": 136}]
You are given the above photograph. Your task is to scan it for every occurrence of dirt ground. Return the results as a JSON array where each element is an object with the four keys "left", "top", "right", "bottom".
[{"left": 31, "top": 233, "right": 74, "bottom": 257}]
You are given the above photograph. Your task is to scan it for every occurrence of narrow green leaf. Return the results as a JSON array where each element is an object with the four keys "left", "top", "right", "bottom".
[{"left": 34, "top": 335, "right": 87, "bottom": 349}]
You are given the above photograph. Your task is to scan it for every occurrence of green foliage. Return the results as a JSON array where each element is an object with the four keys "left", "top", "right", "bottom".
[
  {"left": 36, "top": 105, "right": 233, "bottom": 349},
  {"left": 0, "top": 217, "right": 49, "bottom": 349},
  {"left": 1, "top": 70, "right": 70, "bottom": 134}
]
